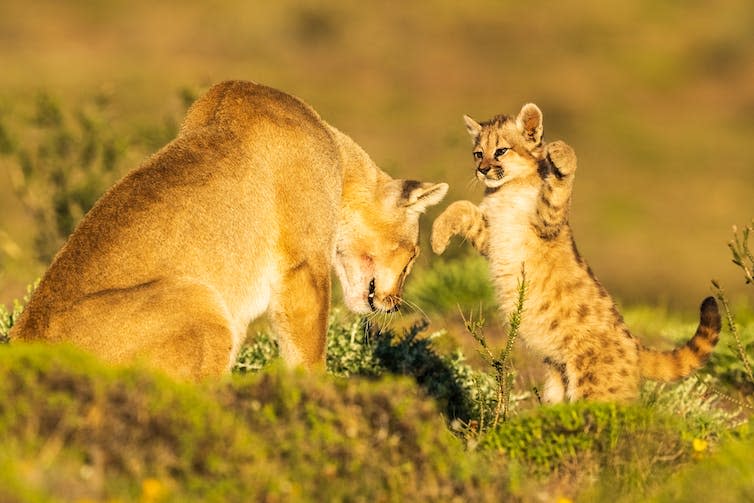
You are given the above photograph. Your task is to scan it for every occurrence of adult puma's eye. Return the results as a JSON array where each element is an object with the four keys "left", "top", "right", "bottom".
[
  {"left": 494, "top": 147, "right": 509, "bottom": 158},
  {"left": 473, "top": 151, "right": 483, "bottom": 160}
]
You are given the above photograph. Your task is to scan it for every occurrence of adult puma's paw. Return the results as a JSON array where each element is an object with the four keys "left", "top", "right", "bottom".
[{"left": 546, "top": 140, "right": 577, "bottom": 178}]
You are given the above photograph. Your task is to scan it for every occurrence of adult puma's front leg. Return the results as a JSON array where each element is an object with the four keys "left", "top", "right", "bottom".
[
  {"left": 431, "top": 200, "right": 489, "bottom": 256},
  {"left": 269, "top": 260, "right": 331, "bottom": 370}
]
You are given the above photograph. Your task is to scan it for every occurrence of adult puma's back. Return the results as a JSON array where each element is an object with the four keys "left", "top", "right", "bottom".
[{"left": 12, "top": 81, "right": 448, "bottom": 380}]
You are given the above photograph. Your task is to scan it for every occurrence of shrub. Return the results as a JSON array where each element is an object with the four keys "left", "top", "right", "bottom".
[
  {"left": 1, "top": 90, "right": 193, "bottom": 265},
  {"left": 234, "top": 312, "right": 504, "bottom": 424},
  {"left": 4, "top": 94, "right": 129, "bottom": 263},
  {"left": 641, "top": 374, "right": 744, "bottom": 439},
  {"left": 644, "top": 424, "right": 754, "bottom": 503},
  {"left": 0, "top": 343, "right": 512, "bottom": 502},
  {"left": 0, "top": 281, "right": 37, "bottom": 344},
  {"left": 481, "top": 402, "right": 693, "bottom": 498},
  {"left": 710, "top": 219, "right": 754, "bottom": 397}
]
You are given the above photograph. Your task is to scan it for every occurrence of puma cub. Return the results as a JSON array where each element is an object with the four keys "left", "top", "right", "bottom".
[
  {"left": 432, "top": 104, "right": 720, "bottom": 402},
  {"left": 11, "top": 81, "right": 448, "bottom": 380}
]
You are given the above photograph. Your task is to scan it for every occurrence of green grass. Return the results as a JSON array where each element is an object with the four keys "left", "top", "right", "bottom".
[
  {"left": 1, "top": 330, "right": 751, "bottom": 502},
  {"left": 642, "top": 428, "right": 754, "bottom": 503},
  {"left": 0, "top": 342, "right": 512, "bottom": 502}
]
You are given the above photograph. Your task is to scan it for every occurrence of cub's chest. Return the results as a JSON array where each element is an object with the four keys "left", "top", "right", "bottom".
[{"left": 481, "top": 191, "right": 539, "bottom": 268}]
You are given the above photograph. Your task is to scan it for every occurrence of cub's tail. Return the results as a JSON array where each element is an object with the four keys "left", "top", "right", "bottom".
[{"left": 639, "top": 296, "right": 721, "bottom": 381}]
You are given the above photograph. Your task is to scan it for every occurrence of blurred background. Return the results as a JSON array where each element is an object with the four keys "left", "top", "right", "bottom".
[{"left": 0, "top": 0, "right": 752, "bottom": 314}]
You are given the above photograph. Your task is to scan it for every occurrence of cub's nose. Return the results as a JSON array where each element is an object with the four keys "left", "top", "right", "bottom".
[{"left": 477, "top": 166, "right": 491, "bottom": 175}]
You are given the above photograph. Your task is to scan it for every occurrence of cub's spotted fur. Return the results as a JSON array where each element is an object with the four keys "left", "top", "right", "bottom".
[{"left": 432, "top": 104, "right": 720, "bottom": 402}]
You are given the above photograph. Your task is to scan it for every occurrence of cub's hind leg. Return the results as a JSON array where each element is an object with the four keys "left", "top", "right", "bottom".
[
  {"left": 563, "top": 345, "right": 641, "bottom": 402},
  {"left": 431, "top": 200, "right": 489, "bottom": 256},
  {"left": 542, "top": 357, "right": 567, "bottom": 404}
]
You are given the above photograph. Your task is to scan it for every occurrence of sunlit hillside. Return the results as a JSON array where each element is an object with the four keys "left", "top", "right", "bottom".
[{"left": 1, "top": 0, "right": 752, "bottom": 310}]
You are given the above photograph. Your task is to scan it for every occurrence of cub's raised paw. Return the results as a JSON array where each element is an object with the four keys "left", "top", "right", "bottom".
[
  {"left": 431, "top": 213, "right": 453, "bottom": 255},
  {"left": 546, "top": 140, "right": 577, "bottom": 178}
]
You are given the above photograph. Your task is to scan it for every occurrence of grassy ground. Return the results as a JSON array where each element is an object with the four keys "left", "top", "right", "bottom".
[
  {"left": 1, "top": 298, "right": 753, "bottom": 501},
  {"left": 1, "top": 2, "right": 754, "bottom": 501}
]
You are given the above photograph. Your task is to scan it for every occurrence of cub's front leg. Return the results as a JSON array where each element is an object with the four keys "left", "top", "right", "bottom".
[
  {"left": 431, "top": 200, "right": 489, "bottom": 256},
  {"left": 533, "top": 140, "right": 578, "bottom": 239}
]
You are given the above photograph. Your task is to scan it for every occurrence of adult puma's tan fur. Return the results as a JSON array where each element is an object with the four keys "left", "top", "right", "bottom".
[{"left": 11, "top": 81, "right": 448, "bottom": 380}]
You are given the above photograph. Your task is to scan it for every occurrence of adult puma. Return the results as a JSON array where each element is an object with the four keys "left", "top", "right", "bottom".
[{"left": 11, "top": 81, "right": 448, "bottom": 379}]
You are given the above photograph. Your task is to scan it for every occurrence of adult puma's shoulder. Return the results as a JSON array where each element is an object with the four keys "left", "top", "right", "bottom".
[{"left": 11, "top": 80, "right": 448, "bottom": 380}]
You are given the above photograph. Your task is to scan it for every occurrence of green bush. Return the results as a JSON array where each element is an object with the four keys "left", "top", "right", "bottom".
[
  {"left": 641, "top": 375, "right": 744, "bottom": 440},
  {"left": 0, "top": 281, "right": 37, "bottom": 344},
  {"left": 4, "top": 94, "right": 129, "bottom": 263},
  {"left": 234, "top": 313, "right": 503, "bottom": 425},
  {"left": 1, "top": 91, "right": 192, "bottom": 265},
  {"left": 645, "top": 424, "right": 754, "bottom": 503},
  {"left": 481, "top": 402, "right": 692, "bottom": 497},
  {"left": 0, "top": 343, "right": 512, "bottom": 502},
  {"left": 704, "top": 313, "right": 754, "bottom": 393}
]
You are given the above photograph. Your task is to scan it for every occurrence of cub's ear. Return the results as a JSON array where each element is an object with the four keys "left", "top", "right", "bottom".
[
  {"left": 399, "top": 180, "right": 449, "bottom": 213},
  {"left": 463, "top": 115, "right": 482, "bottom": 141},
  {"left": 516, "top": 103, "right": 543, "bottom": 145}
]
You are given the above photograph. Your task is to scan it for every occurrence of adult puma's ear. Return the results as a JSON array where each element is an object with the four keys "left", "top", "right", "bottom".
[
  {"left": 463, "top": 115, "right": 482, "bottom": 142},
  {"left": 516, "top": 103, "right": 543, "bottom": 145},
  {"left": 399, "top": 180, "right": 449, "bottom": 213}
]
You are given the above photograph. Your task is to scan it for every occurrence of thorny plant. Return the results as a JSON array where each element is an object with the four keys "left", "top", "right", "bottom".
[
  {"left": 729, "top": 220, "right": 754, "bottom": 284},
  {"left": 710, "top": 219, "right": 754, "bottom": 408},
  {"left": 463, "top": 264, "right": 528, "bottom": 427}
]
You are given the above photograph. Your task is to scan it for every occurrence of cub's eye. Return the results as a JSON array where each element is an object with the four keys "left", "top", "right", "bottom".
[
  {"left": 473, "top": 151, "right": 483, "bottom": 160},
  {"left": 494, "top": 147, "right": 509, "bottom": 158}
]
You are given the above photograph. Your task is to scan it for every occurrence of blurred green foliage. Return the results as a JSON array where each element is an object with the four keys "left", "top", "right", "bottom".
[
  {"left": 3, "top": 94, "right": 127, "bottom": 262},
  {"left": 0, "top": 280, "right": 36, "bottom": 344},
  {"left": 0, "top": 92, "right": 188, "bottom": 264},
  {"left": 643, "top": 425, "right": 754, "bottom": 503},
  {"left": 406, "top": 254, "right": 497, "bottom": 320}
]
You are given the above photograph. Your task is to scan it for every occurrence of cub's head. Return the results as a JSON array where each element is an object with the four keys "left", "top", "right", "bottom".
[
  {"left": 334, "top": 179, "right": 448, "bottom": 314},
  {"left": 463, "top": 103, "right": 545, "bottom": 189}
]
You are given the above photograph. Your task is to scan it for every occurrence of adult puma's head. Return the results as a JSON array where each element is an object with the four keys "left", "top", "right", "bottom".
[
  {"left": 333, "top": 173, "right": 447, "bottom": 314},
  {"left": 463, "top": 103, "right": 545, "bottom": 189}
]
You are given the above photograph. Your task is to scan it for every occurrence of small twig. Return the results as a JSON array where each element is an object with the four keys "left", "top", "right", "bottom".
[
  {"left": 712, "top": 280, "right": 754, "bottom": 387},
  {"left": 495, "top": 263, "right": 527, "bottom": 424},
  {"left": 728, "top": 222, "right": 754, "bottom": 284},
  {"left": 694, "top": 373, "right": 753, "bottom": 411},
  {"left": 460, "top": 305, "right": 494, "bottom": 362}
]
